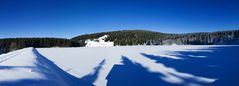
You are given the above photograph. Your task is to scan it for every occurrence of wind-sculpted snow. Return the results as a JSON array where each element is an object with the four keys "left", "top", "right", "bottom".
[{"left": 1, "top": 45, "right": 239, "bottom": 86}]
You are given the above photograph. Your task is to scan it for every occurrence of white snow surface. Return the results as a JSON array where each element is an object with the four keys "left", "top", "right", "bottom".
[
  {"left": 0, "top": 48, "right": 44, "bottom": 81},
  {"left": 85, "top": 35, "right": 114, "bottom": 47},
  {"left": 0, "top": 48, "right": 92, "bottom": 86},
  {"left": 37, "top": 45, "right": 222, "bottom": 86},
  {"left": 1, "top": 45, "right": 232, "bottom": 86}
]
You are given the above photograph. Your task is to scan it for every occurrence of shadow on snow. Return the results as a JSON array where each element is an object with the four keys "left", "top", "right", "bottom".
[
  {"left": 81, "top": 59, "right": 106, "bottom": 84},
  {"left": 106, "top": 56, "right": 183, "bottom": 86},
  {"left": 141, "top": 46, "right": 239, "bottom": 86},
  {"left": 0, "top": 48, "right": 94, "bottom": 86}
]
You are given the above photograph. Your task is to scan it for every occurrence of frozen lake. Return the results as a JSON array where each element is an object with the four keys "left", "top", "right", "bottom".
[{"left": 1, "top": 45, "right": 239, "bottom": 86}]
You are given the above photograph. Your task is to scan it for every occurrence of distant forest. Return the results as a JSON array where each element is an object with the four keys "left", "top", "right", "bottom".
[
  {"left": 0, "top": 38, "right": 81, "bottom": 54},
  {"left": 72, "top": 30, "right": 239, "bottom": 45},
  {"left": 1, "top": 30, "right": 239, "bottom": 54}
]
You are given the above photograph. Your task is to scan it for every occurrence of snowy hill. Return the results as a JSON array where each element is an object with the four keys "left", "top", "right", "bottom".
[
  {"left": 72, "top": 29, "right": 239, "bottom": 46},
  {"left": 1, "top": 45, "right": 239, "bottom": 86}
]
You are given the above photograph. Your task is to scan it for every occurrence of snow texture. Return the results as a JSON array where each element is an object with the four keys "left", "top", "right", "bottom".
[
  {"left": 1, "top": 45, "right": 239, "bottom": 86},
  {"left": 0, "top": 48, "right": 93, "bottom": 86}
]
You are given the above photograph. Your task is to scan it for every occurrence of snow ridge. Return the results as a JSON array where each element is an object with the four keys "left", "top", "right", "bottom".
[{"left": 0, "top": 48, "right": 93, "bottom": 86}]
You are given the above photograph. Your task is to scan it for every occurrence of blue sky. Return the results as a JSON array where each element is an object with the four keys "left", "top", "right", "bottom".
[{"left": 0, "top": 0, "right": 239, "bottom": 38}]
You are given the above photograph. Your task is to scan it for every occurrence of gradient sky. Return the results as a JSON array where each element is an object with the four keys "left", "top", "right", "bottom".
[{"left": 0, "top": 0, "right": 239, "bottom": 38}]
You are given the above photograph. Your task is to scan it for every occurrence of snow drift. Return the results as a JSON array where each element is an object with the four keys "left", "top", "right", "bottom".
[{"left": 0, "top": 48, "right": 93, "bottom": 86}]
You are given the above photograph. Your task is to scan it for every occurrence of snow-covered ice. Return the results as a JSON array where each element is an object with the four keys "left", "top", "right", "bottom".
[
  {"left": 1, "top": 45, "right": 239, "bottom": 86},
  {"left": 0, "top": 48, "right": 93, "bottom": 86}
]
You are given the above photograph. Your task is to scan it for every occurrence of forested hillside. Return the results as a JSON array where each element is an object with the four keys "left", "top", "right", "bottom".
[
  {"left": 72, "top": 30, "right": 239, "bottom": 46},
  {"left": 71, "top": 30, "right": 166, "bottom": 46}
]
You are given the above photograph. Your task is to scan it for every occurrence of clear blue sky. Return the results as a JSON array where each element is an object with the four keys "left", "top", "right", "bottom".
[{"left": 0, "top": 0, "right": 239, "bottom": 38}]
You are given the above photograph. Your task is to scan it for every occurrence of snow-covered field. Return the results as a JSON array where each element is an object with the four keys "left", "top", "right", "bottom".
[{"left": 1, "top": 45, "right": 239, "bottom": 86}]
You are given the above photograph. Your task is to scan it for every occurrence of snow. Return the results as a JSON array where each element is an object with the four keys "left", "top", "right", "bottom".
[
  {"left": 85, "top": 35, "right": 114, "bottom": 47},
  {"left": 1, "top": 45, "right": 239, "bottom": 86},
  {"left": 0, "top": 48, "right": 44, "bottom": 81},
  {"left": 37, "top": 45, "right": 220, "bottom": 86},
  {"left": 0, "top": 48, "right": 93, "bottom": 86}
]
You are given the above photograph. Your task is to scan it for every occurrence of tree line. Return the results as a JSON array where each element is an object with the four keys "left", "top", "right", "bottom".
[
  {"left": 1, "top": 29, "right": 239, "bottom": 54},
  {"left": 0, "top": 38, "right": 82, "bottom": 54},
  {"left": 71, "top": 30, "right": 166, "bottom": 46},
  {"left": 162, "top": 30, "right": 239, "bottom": 45},
  {"left": 72, "top": 29, "right": 239, "bottom": 46}
]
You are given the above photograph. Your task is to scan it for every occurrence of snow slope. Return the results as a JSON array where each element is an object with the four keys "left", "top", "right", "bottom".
[
  {"left": 85, "top": 35, "right": 114, "bottom": 47},
  {"left": 1, "top": 45, "right": 239, "bottom": 86},
  {"left": 0, "top": 48, "right": 93, "bottom": 86}
]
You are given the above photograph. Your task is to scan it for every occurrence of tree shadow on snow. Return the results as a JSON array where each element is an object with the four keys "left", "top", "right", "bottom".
[
  {"left": 0, "top": 48, "right": 94, "bottom": 86},
  {"left": 106, "top": 56, "right": 184, "bottom": 86},
  {"left": 81, "top": 59, "right": 106, "bottom": 84},
  {"left": 141, "top": 46, "right": 239, "bottom": 86}
]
